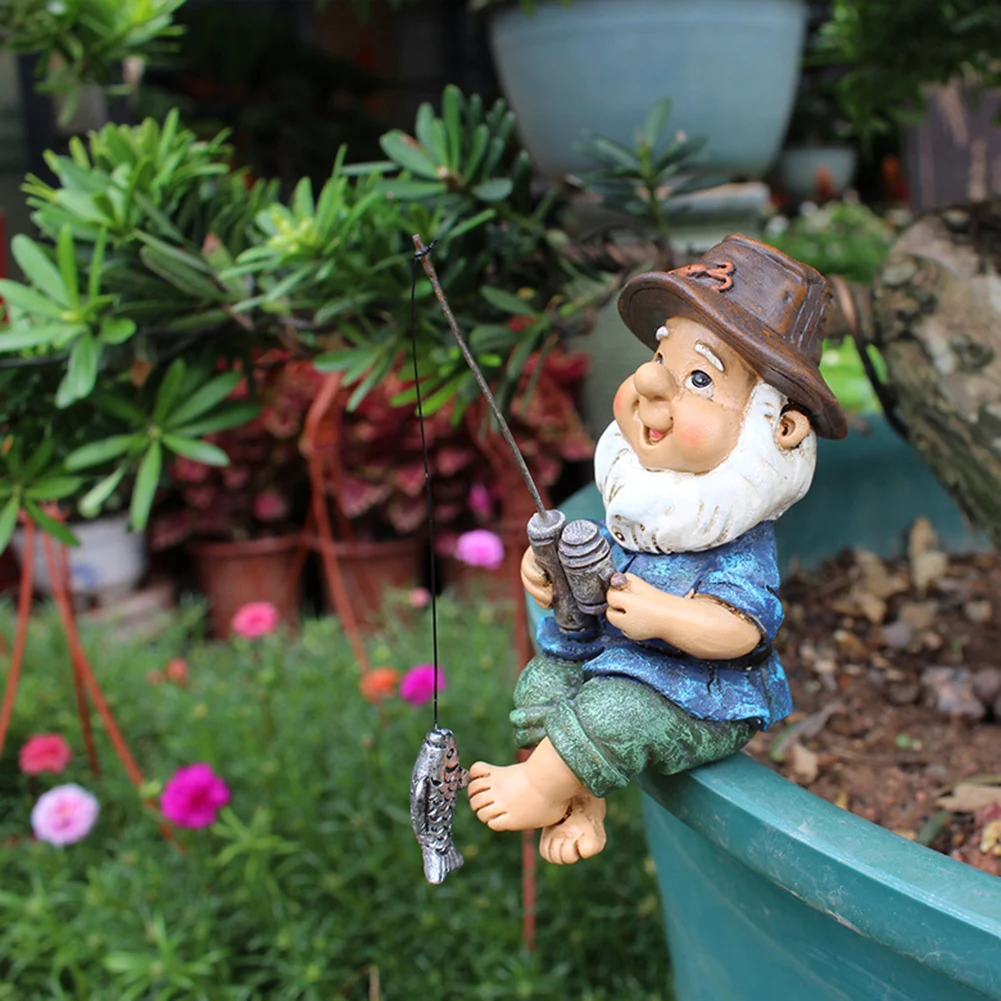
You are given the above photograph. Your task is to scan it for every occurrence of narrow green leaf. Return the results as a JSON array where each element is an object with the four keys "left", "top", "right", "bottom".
[
  {"left": 65, "top": 434, "right": 138, "bottom": 470},
  {"left": 78, "top": 466, "right": 126, "bottom": 519},
  {"left": 23, "top": 499, "right": 79, "bottom": 547},
  {"left": 162, "top": 435, "right": 229, "bottom": 466},
  {"left": 130, "top": 442, "right": 163, "bottom": 530},
  {"left": 0, "top": 495, "right": 19, "bottom": 553},
  {"left": 56, "top": 225, "right": 79, "bottom": 308},
  {"left": 92, "top": 390, "right": 145, "bottom": 427},
  {"left": 0, "top": 280, "right": 65, "bottom": 319},
  {"left": 481, "top": 285, "right": 536, "bottom": 315},
  {"left": 0, "top": 324, "right": 70, "bottom": 351},
  {"left": 57, "top": 333, "right": 100, "bottom": 406},
  {"left": 154, "top": 359, "right": 187, "bottom": 424},
  {"left": 11, "top": 235, "right": 69, "bottom": 306},
  {"left": 640, "top": 97, "right": 673, "bottom": 149},
  {"left": 442, "top": 84, "right": 463, "bottom": 170},
  {"left": 99, "top": 317, "right": 136, "bottom": 345},
  {"left": 22, "top": 438, "right": 54, "bottom": 481},
  {"left": 471, "top": 178, "right": 513, "bottom": 203},
  {"left": 25, "top": 477, "right": 82, "bottom": 501},
  {"left": 462, "top": 124, "right": 490, "bottom": 182},
  {"left": 164, "top": 371, "right": 241, "bottom": 428},
  {"left": 169, "top": 401, "right": 260, "bottom": 438},
  {"left": 88, "top": 228, "right": 108, "bottom": 301},
  {"left": 378, "top": 131, "right": 440, "bottom": 180}
]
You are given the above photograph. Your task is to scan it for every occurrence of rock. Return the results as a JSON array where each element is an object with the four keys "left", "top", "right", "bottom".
[
  {"left": 920, "top": 630, "right": 943, "bottom": 651},
  {"left": 938, "top": 783, "right": 1001, "bottom": 812},
  {"left": 789, "top": 743, "right": 819, "bottom": 785},
  {"left": 881, "top": 619, "right": 915, "bottom": 649},
  {"left": 898, "top": 600, "right": 939, "bottom": 631},
  {"left": 853, "top": 549, "right": 908, "bottom": 600},
  {"left": 887, "top": 683, "right": 921, "bottom": 706},
  {"left": 908, "top": 517, "right": 939, "bottom": 561},
  {"left": 921, "top": 666, "right": 987, "bottom": 719},
  {"left": 911, "top": 551, "right": 950, "bottom": 592},
  {"left": 833, "top": 628, "right": 870, "bottom": 661},
  {"left": 972, "top": 667, "right": 1001, "bottom": 705},
  {"left": 855, "top": 590, "right": 888, "bottom": 625},
  {"left": 964, "top": 600, "right": 993, "bottom": 624}
]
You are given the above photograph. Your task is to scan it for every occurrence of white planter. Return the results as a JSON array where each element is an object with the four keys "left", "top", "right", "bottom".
[
  {"left": 13, "top": 513, "right": 147, "bottom": 601},
  {"left": 488, "top": 0, "right": 808, "bottom": 179}
]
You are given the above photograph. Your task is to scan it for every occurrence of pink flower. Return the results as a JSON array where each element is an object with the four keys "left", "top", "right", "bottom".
[
  {"left": 468, "top": 483, "right": 493, "bottom": 518},
  {"left": 160, "top": 763, "right": 230, "bottom": 829},
  {"left": 31, "top": 784, "right": 99, "bottom": 845},
  {"left": 19, "top": 734, "right": 72, "bottom": 775},
  {"left": 400, "top": 664, "right": 445, "bottom": 706},
  {"left": 454, "top": 529, "right": 505, "bottom": 570},
  {"left": 252, "top": 490, "right": 288, "bottom": 523},
  {"left": 231, "top": 601, "right": 280, "bottom": 639},
  {"left": 165, "top": 659, "right": 188, "bottom": 687},
  {"left": 409, "top": 587, "right": 431, "bottom": 609}
]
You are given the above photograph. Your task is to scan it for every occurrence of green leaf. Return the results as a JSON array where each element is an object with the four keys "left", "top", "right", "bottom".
[
  {"left": 640, "top": 97, "right": 673, "bottom": 149},
  {"left": 378, "top": 131, "right": 440, "bottom": 180},
  {"left": 22, "top": 438, "right": 54, "bottom": 481},
  {"left": 480, "top": 285, "right": 536, "bottom": 316},
  {"left": 130, "top": 442, "right": 163, "bottom": 530},
  {"left": 0, "top": 280, "right": 65, "bottom": 319},
  {"left": 25, "top": 477, "right": 82, "bottom": 501},
  {"left": 162, "top": 435, "right": 229, "bottom": 466},
  {"left": 170, "top": 401, "right": 260, "bottom": 438},
  {"left": 442, "top": 84, "right": 463, "bottom": 170},
  {"left": 0, "top": 324, "right": 71, "bottom": 352},
  {"left": 65, "top": 434, "right": 138, "bottom": 470},
  {"left": 11, "top": 235, "right": 69, "bottom": 306},
  {"left": 378, "top": 179, "right": 448, "bottom": 200},
  {"left": 579, "top": 133, "right": 641, "bottom": 171},
  {"left": 92, "top": 390, "right": 145, "bottom": 426},
  {"left": 154, "top": 359, "right": 187, "bottom": 424},
  {"left": 0, "top": 495, "right": 19, "bottom": 553},
  {"left": 462, "top": 124, "right": 491, "bottom": 182},
  {"left": 99, "top": 317, "right": 136, "bottom": 345},
  {"left": 139, "top": 244, "right": 221, "bottom": 301},
  {"left": 23, "top": 499, "right": 79, "bottom": 548},
  {"left": 471, "top": 178, "right": 513, "bottom": 203},
  {"left": 164, "top": 371, "right": 241, "bottom": 428},
  {"left": 56, "top": 225, "right": 80, "bottom": 308},
  {"left": 56, "top": 333, "right": 100, "bottom": 406},
  {"left": 78, "top": 466, "right": 126, "bottom": 519}
]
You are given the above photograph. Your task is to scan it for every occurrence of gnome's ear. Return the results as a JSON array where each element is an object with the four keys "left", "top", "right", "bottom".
[{"left": 775, "top": 407, "right": 812, "bottom": 450}]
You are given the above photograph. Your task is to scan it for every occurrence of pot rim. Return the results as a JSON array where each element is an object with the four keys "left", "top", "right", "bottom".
[{"left": 189, "top": 533, "right": 301, "bottom": 558}]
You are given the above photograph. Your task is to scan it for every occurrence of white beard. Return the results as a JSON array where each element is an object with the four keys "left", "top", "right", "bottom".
[{"left": 594, "top": 382, "right": 817, "bottom": 554}]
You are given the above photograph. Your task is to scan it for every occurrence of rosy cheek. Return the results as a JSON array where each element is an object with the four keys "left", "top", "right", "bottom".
[{"left": 612, "top": 380, "right": 634, "bottom": 424}]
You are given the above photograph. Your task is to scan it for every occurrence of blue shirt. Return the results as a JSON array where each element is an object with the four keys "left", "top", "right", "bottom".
[{"left": 536, "top": 520, "right": 793, "bottom": 730}]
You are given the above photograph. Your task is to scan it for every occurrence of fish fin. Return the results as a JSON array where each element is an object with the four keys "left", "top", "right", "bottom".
[
  {"left": 458, "top": 768, "right": 470, "bottom": 791},
  {"left": 423, "top": 844, "right": 465, "bottom": 885}
]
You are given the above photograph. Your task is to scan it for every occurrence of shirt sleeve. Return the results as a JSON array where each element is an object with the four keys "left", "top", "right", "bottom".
[{"left": 694, "top": 524, "right": 784, "bottom": 644}]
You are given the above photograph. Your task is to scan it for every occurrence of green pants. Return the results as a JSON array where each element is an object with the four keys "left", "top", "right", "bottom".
[{"left": 511, "top": 653, "right": 755, "bottom": 798}]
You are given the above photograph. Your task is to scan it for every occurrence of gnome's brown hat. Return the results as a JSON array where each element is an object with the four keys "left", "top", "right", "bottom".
[{"left": 618, "top": 234, "right": 848, "bottom": 439}]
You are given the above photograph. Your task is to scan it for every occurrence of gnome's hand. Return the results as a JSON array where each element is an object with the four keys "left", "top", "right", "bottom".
[
  {"left": 521, "top": 547, "right": 553, "bottom": 609},
  {"left": 604, "top": 573, "right": 666, "bottom": 642}
]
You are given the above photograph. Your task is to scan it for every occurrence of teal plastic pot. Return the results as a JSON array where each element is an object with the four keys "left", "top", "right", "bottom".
[
  {"left": 527, "top": 417, "right": 1001, "bottom": 999},
  {"left": 487, "top": 0, "right": 807, "bottom": 179}
]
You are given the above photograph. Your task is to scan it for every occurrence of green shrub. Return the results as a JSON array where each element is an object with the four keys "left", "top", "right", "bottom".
[{"left": 0, "top": 597, "right": 670, "bottom": 1000}]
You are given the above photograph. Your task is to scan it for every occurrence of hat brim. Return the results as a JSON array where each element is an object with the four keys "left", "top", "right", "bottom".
[{"left": 618, "top": 272, "right": 847, "bottom": 440}]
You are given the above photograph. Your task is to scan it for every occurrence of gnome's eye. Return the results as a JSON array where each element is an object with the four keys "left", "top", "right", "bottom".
[{"left": 686, "top": 370, "right": 713, "bottom": 390}]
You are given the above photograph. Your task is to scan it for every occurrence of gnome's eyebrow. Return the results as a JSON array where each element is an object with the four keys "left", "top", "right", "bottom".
[{"left": 694, "top": 342, "right": 725, "bottom": 372}]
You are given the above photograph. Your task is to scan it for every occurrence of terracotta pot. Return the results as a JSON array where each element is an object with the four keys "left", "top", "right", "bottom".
[
  {"left": 190, "top": 534, "right": 301, "bottom": 639},
  {"left": 318, "top": 535, "right": 423, "bottom": 627}
]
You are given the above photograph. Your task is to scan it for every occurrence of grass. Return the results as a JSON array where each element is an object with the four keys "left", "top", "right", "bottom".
[{"left": 0, "top": 591, "right": 672, "bottom": 1000}]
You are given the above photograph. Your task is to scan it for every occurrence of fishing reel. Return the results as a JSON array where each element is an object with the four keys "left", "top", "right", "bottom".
[{"left": 527, "top": 511, "right": 616, "bottom": 637}]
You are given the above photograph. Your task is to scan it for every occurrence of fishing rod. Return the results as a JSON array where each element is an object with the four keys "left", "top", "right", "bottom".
[{"left": 411, "top": 234, "right": 613, "bottom": 635}]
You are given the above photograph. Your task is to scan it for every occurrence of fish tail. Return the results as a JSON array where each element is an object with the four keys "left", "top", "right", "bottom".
[{"left": 423, "top": 843, "right": 465, "bottom": 885}]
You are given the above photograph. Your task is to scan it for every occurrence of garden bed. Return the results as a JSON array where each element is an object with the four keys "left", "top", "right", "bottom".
[{"left": 753, "top": 522, "right": 1001, "bottom": 876}]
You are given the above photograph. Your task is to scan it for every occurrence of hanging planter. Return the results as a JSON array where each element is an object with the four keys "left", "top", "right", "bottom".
[{"left": 483, "top": 0, "right": 808, "bottom": 179}]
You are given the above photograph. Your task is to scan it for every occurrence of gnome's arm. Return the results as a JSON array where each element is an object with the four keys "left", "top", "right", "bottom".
[{"left": 606, "top": 574, "right": 760, "bottom": 659}]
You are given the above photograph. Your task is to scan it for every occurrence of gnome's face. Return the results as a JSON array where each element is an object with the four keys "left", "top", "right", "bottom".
[{"left": 613, "top": 317, "right": 766, "bottom": 473}]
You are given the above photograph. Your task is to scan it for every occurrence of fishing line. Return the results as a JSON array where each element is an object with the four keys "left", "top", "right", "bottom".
[{"left": 411, "top": 241, "right": 440, "bottom": 730}]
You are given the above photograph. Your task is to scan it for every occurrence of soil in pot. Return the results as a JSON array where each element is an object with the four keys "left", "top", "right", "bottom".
[
  {"left": 191, "top": 535, "right": 301, "bottom": 640},
  {"left": 752, "top": 519, "right": 1001, "bottom": 877}
]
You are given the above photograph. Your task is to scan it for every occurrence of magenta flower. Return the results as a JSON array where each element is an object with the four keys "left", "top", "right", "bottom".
[
  {"left": 31, "top": 784, "right": 99, "bottom": 846},
  {"left": 161, "top": 763, "right": 230, "bottom": 829},
  {"left": 468, "top": 483, "right": 493, "bottom": 518},
  {"left": 231, "top": 601, "right": 280, "bottom": 639},
  {"left": 400, "top": 664, "right": 446, "bottom": 706},
  {"left": 252, "top": 490, "right": 288, "bottom": 522},
  {"left": 19, "top": 734, "right": 72, "bottom": 775},
  {"left": 454, "top": 529, "right": 504, "bottom": 570}
]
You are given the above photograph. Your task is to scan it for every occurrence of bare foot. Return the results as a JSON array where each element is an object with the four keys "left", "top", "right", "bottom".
[
  {"left": 539, "top": 794, "right": 607, "bottom": 865},
  {"left": 467, "top": 738, "right": 584, "bottom": 832}
]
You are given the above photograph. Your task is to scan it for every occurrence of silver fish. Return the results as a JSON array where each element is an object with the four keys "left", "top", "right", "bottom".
[{"left": 410, "top": 727, "right": 469, "bottom": 885}]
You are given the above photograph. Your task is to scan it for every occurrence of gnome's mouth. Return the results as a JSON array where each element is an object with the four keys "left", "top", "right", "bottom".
[{"left": 643, "top": 425, "right": 669, "bottom": 445}]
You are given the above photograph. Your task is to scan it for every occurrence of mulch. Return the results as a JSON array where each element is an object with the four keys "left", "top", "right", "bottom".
[{"left": 749, "top": 519, "right": 1001, "bottom": 876}]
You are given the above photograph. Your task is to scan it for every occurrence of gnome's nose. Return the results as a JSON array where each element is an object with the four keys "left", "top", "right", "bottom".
[{"left": 634, "top": 360, "right": 679, "bottom": 402}]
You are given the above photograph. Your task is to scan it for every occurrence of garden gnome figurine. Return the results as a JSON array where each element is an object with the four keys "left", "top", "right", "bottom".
[{"left": 467, "top": 234, "right": 847, "bottom": 864}]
